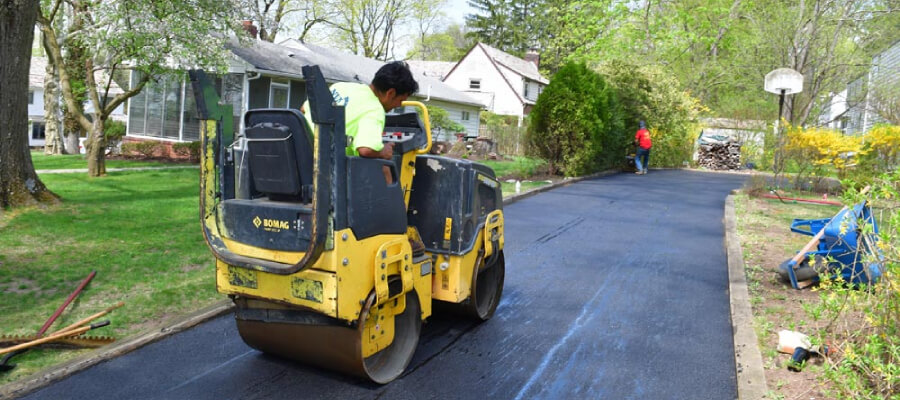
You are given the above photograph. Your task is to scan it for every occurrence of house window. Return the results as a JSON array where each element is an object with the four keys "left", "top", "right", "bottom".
[
  {"left": 32, "top": 122, "right": 45, "bottom": 140},
  {"left": 269, "top": 80, "right": 290, "bottom": 108},
  {"left": 524, "top": 82, "right": 530, "bottom": 98},
  {"left": 128, "top": 71, "right": 243, "bottom": 142},
  {"left": 469, "top": 79, "right": 481, "bottom": 90},
  {"left": 461, "top": 111, "right": 470, "bottom": 121},
  {"left": 28, "top": 90, "right": 34, "bottom": 105}
]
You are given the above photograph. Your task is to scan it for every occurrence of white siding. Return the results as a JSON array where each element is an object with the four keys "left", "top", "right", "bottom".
[
  {"left": 27, "top": 88, "right": 45, "bottom": 147},
  {"left": 27, "top": 88, "right": 44, "bottom": 118},
  {"left": 408, "top": 98, "right": 481, "bottom": 140},
  {"left": 444, "top": 47, "right": 523, "bottom": 118}
]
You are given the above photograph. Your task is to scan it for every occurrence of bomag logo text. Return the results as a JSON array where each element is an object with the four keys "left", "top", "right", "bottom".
[
  {"left": 253, "top": 216, "right": 290, "bottom": 231},
  {"left": 263, "top": 219, "right": 290, "bottom": 229}
]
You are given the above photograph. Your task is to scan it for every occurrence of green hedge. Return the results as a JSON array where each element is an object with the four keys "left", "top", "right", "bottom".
[
  {"left": 526, "top": 62, "right": 624, "bottom": 176},
  {"left": 525, "top": 61, "right": 701, "bottom": 175},
  {"left": 598, "top": 61, "right": 702, "bottom": 168}
]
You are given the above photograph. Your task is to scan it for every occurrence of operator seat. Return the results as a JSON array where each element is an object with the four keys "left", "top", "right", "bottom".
[{"left": 243, "top": 109, "right": 314, "bottom": 203}]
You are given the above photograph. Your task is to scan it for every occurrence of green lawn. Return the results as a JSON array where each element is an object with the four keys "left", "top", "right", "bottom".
[
  {"left": 500, "top": 179, "right": 552, "bottom": 197},
  {"left": 481, "top": 156, "right": 547, "bottom": 180},
  {"left": 31, "top": 151, "right": 179, "bottom": 170},
  {"left": 0, "top": 168, "right": 213, "bottom": 384}
]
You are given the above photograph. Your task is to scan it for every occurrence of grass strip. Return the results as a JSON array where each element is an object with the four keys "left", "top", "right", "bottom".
[{"left": 31, "top": 152, "right": 178, "bottom": 170}]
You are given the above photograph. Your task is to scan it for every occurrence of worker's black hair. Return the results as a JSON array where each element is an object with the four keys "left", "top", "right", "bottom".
[{"left": 372, "top": 61, "right": 419, "bottom": 96}]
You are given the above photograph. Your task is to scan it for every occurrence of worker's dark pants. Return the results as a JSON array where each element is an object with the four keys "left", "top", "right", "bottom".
[{"left": 636, "top": 147, "right": 650, "bottom": 172}]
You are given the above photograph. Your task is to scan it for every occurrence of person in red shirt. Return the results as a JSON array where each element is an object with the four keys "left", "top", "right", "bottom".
[{"left": 634, "top": 120, "right": 652, "bottom": 174}]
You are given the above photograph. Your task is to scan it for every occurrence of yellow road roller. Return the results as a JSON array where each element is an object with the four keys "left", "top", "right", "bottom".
[{"left": 188, "top": 65, "right": 505, "bottom": 383}]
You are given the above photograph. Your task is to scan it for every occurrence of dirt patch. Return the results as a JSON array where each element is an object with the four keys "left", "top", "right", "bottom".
[
  {"left": 2, "top": 278, "right": 40, "bottom": 295},
  {"left": 737, "top": 194, "right": 864, "bottom": 399},
  {"left": 180, "top": 264, "right": 206, "bottom": 273}
]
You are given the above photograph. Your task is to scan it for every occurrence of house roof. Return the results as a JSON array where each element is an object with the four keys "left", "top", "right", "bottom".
[
  {"left": 29, "top": 57, "right": 124, "bottom": 95},
  {"left": 29, "top": 57, "right": 47, "bottom": 88},
  {"left": 476, "top": 42, "right": 548, "bottom": 84},
  {"left": 405, "top": 60, "right": 456, "bottom": 80},
  {"left": 226, "top": 38, "right": 483, "bottom": 108}
]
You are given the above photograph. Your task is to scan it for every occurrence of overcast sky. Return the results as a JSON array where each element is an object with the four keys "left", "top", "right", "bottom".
[{"left": 446, "top": 0, "right": 473, "bottom": 24}]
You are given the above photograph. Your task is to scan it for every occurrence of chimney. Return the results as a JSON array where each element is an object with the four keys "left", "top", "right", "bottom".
[
  {"left": 524, "top": 49, "right": 540, "bottom": 69},
  {"left": 241, "top": 20, "right": 258, "bottom": 39}
]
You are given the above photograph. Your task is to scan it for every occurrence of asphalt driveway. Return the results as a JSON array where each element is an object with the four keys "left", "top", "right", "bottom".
[{"left": 21, "top": 169, "right": 747, "bottom": 400}]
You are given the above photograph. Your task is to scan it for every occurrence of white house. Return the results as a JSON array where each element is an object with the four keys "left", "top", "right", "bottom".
[
  {"left": 441, "top": 43, "right": 549, "bottom": 124},
  {"left": 27, "top": 58, "right": 47, "bottom": 147},
  {"left": 126, "top": 38, "right": 484, "bottom": 144},
  {"left": 27, "top": 57, "right": 127, "bottom": 148},
  {"left": 826, "top": 39, "right": 900, "bottom": 134}
]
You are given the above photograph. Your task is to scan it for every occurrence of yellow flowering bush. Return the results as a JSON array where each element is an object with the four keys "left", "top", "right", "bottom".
[
  {"left": 862, "top": 124, "right": 900, "bottom": 172},
  {"left": 784, "top": 123, "right": 867, "bottom": 181}
]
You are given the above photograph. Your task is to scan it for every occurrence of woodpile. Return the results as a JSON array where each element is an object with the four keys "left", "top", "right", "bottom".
[{"left": 698, "top": 140, "right": 742, "bottom": 170}]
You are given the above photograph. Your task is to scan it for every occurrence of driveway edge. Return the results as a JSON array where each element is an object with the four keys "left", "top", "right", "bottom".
[
  {"left": 1, "top": 301, "right": 234, "bottom": 399},
  {"left": 3, "top": 168, "right": 621, "bottom": 399},
  {"left": 725, "top": 194, "right": 768, "bottom": 399},
  {"left": 502, "top": 169, "right": 620, "bottom": 207}
]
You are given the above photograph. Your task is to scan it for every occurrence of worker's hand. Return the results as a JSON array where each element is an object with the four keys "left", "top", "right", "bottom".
[{"left": 381, "top": 142, "right": 394, "bottom": 160}]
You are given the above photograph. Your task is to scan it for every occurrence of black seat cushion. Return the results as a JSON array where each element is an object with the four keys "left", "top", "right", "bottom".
[{"left": 244, "top": 109, "right": 314, "bottom": 202}]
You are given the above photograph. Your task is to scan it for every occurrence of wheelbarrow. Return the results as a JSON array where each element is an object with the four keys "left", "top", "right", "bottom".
[{"left": 777, "top": 201, "right": 883, "bottom": 289}]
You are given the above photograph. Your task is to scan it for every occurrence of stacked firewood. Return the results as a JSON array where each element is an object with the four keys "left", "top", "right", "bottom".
[{"left": 698, "top": 141, "right": 742, "bottom": 170}]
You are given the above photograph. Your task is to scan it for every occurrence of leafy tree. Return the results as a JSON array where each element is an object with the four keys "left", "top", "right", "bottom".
[
  {"left": 544, "top": 0, "right": 897, "bottom": 125},
  {"left": 407, "top": 32, "right": 456, "bottom": 61},
  {"left": 240, "top": 0, "right": 337, "bottom": 42},
  {"left": 407, "top": 23, "right": 472, "bottom": 61},
  {"left": 36, "top": 0, "right": 243, "bottom": 176},
  {"left": 409, "top": 0, "right": 447, "bottom": 44},
  {"left": 324, "top": 0, "right": 415, "bottom": 60},
  {"left": 426, "top": 106, "right": 465, "bottom": 135},
  {"left": 466, "top": 0, "right": 545, "bottom": 57},
  {"left": 526, "top": 63, "right": 623, "bottom": 176},
  {"left": 1, "top": 0, "right": 60, "bottom": 210},
  {"left": 598, "top": 60, "right": 703, "bottom": 168}
]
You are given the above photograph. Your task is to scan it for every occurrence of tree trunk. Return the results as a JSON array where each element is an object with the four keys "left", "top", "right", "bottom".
[
  {"left": 42, "top": 49, "right": 64, "bottom": 155},
  {"left": 86, "top": 117, "right": 106, "bottom": 176},
  {"left": 64, "top": 131, "right": 80, "bottom": 154},
  {"left": 0, "top": 0, "right": 60, "bottom": 211}
]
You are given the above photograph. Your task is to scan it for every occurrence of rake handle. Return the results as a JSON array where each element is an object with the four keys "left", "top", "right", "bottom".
[
  {"left": 38, "top": 271, "right": 97, "bottom": 336},
  {"left": 49, "top": 302, "right": 124, "bottom": 337},
  {"left": 0, "top": 321, "right": 110, "bottom": 356}
]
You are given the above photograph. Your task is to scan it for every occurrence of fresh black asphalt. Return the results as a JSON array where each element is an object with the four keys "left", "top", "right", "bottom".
[{"left": 22, "top": 170, "right": 747, "bottom": 400}]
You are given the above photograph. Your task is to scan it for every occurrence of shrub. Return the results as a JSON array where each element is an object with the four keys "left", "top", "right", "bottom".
[
  {"left": 860, "top": 124, "right": 900, "bottom": 173},
  {"left": 121, "top": 141, "right": 161, "bottom": 159},
  {"left": 527, "top": 62, "right": 623, "bottom": 176},
  {"left": 597, "top": 61, "right": 703, "bottom": 168},
  {"left": 104, "top": 120, "right": 126, "bottom": 141},
  {"left": 426, "top": 106, "right": 465, "bottom": 137},
  {"left": 103, "top": 120, "right": 127, "bottom": 154},
  {"left": 784, "top": 123, "right": 866, "bottom": 184},
  {"left": 172, "top": 141, "right": 201, "bottom": 163},
  {"left": 807, "top": 175, "right": 900, "bottom": 399}
]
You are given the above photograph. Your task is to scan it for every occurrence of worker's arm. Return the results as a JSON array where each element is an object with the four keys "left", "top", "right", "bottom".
[
  {"left": 353, "top": 112, "right": 391, "bottom": 159},
  {"left": 357, "top": 142, "right": 394, "bottom": 160}
]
